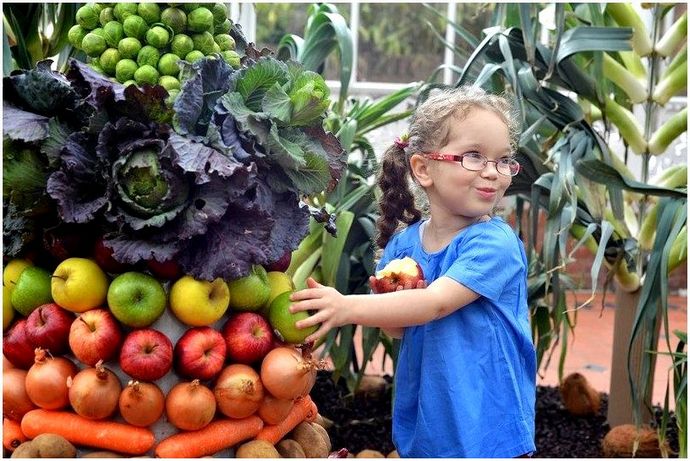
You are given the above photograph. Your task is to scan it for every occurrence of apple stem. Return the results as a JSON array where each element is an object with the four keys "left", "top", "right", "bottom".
[{"left": 50, "top": 275, "right": 66, "bottom": 281}]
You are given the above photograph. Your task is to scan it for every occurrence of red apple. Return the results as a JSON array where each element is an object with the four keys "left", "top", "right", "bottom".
[
  {"left": 146, "top": 258, "right": 182, "bottom": 280},
  {"left": 3, "top": 319, "right": 36, "bottom": 369},
  {"left": 69, "top": 308, "right": 123, "bottom": 366},
  {"left": 264, "top": 251, "right": 292, "bottom": 272},
  {"left": 374, "top": 257, "right": 425, "bottom": 293},
  {"left": 25, "top": 303, "right": 74, "bottom": 355},
  {"left": 222, "top": 312, "right": 275, "bottom": 364},
  {"left": 174, "top": 326, "right": 226, "bottom": 380},
  {"left": 93, "top": 237, "right": 129, "bottom": 273},
  {"left": 119, "top": 328, "right": 173, "bottom": 381}
]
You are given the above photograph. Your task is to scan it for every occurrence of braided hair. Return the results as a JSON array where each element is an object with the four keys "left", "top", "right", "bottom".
[{"left": 375, "top": 86, "right": 519, "bottom": 249}]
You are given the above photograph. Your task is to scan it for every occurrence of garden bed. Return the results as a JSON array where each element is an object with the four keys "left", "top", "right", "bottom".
[{"left": 311, "top": 372, "right": 680, "bottom": 458}]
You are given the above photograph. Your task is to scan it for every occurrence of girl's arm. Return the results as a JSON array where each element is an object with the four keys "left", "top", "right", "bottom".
[{"left": 290, "top": 276, "right": 480, "bottom": 344}]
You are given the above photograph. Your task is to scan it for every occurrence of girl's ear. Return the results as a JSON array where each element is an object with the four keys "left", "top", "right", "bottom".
[{"left": 410, "top": 154, "right": 433, "bottom": 187}]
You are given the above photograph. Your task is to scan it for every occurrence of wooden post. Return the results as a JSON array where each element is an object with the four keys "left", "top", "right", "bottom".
[{"left": 607, "top": 289, "right": 659, "bottom": 427}]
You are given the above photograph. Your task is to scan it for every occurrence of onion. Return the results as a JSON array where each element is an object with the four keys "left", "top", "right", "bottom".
[
  {"left": 257, "top": 392, "right": 295, "bottom": 425},
  {"left": 119, "top": 380, "right": 165, "bottom": 427},
  {"left": 214, "top": 364, "right": 264, "bottom": 419},
  {"left": 260, "top": 346, "right": 319, "bottom": 400},
  {"left": 4, "top": 354, "right": 15, "bottom": 371},
  {"left": 3, "top": 368, "right": 37, "bottom": 421},
  {"left": 166, "top": 380, "right": 216, "bottom": 431},
  {"left": 68, "top": 360, "right": 121, "bottom": 420},
  {"left": 25, "top": 348, "right": 77, "bottom": 410}
]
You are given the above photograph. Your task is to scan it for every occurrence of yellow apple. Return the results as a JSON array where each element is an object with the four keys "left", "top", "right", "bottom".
[
  {"left": 170, "top": 275, "right": 230, "bottom": 326},
  {"left": 51, "top": 258, "right": 109, "bottom": 313},
  {"left": 265, "top": 271, "right": 294, "bottom": 307},
  {"left": 3, "top": 285, "right": 14, "bottom": 330},
  {"left": 3, "top": 259, "right": 32, "bottom": 289}
]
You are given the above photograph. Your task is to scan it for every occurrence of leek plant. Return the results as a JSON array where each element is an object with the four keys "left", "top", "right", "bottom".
[{"left": 426, "top": 2, "right": 686, "bottom": 443}]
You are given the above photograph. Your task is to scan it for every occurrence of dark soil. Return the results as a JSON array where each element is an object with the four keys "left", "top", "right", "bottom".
[{"left": 311, "top": 372, "right": 680, "bottom": 458}]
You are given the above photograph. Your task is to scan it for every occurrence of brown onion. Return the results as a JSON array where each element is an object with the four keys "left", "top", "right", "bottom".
[
  {"left": 3, "top": 368, "right": 37, "bottom": 421},
  {"left": 257, "top": 392, "right": 295, "bottom": 425},
  {"left": 214, "top": 364, "right": 264, "bottom": 419},
  {"left": 68, "top": 360, "right": 121, "bottom": 420},
  {"left": 119, "top": 380, "right": 165, "bottom": 427},
  {"left": 260, "top": 346, "right": 318, "bottom": 400},
  {"left": 166, "top": 379, "right": 216, "bottom": 431},
  {"left": 25, "top": 348, "right": 77, "bottom": 410}
]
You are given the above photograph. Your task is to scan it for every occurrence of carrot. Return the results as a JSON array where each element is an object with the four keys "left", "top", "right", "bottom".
[
  {"left": 255, "top": 395, "right": 318, "bottom": 444},
  {"left": 20, "top": 409, "right": 154, "bottom": 455},
  {"left": 3, "top": 418, "right": 27, "bottom": 451},
  {"left": 155, "top": 416, "right": 264, "bottom": 458}
]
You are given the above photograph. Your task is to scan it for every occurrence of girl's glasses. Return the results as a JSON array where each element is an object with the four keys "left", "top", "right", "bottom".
[{"left": 424, "top": 152, "right": 521, "bottom": 177}]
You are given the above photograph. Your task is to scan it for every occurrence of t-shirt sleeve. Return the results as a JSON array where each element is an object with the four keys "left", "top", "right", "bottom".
[{"left": 444, "top": 227, "right": 524, "bottom": 301}]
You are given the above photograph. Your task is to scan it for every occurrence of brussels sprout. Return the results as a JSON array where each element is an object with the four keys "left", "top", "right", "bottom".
[
  {"left": 76, "top": 5, "right": 100, "bottom": 29},
  {"left": 99, "top": 7, "right": 115, "bottom": 26},
  {"left": 145, "top": 25, "right": 170, "bottom": 49},
  {"left": 91, "top": 27, "right": 105, "bottom": 38},
  {"left": 211, "top": 3, "right": 227, "bottom": 25},
  {"left": 220, "top": 50, "right": 240, "bottom": 69},
  {"left": 123, "top": 15, "right": 148, "bottom": 40},
  {"left": 89, "top": 3, "right": 104, "bottom": 15},
  {"left": 100, "top": 48, "right": 122, "bottom": 75},
  {"left": 214, "top": 33, "right": 235, "bottom": 51},
  {"left": 166, "top": 88, "right": 181, "bottom": 105},
  {"left": 158, "top": 75, "right": 181, "bottom": 91},
  {"left": 184, "top": 50, "right": 205, "bottom": 63},
  {"left": 134, "top": 64, "right": 160, "bottom": 85},
  {"left": 137, "top": 45, "right": 160, "bottom": 67},
  {"left": 103, "top": 20, "right": 124, "bottom": 47},
  {"left": 82, "top": 32, "right": 107, "bottom": 57},
  {"left": 215, "top": 18, "right": 231, "bottom": 35},
  {"left": 118, "top": 37, "right": 142, "bottom": 59},
  {"left": 68, "top": 25, "right": 89, "bottom": 49},
  {"left": 187, "top": 7, "right": 213, "bottom": 33},
  {"left": 182, "top": 3, "right": 200, "bottom": 13},
  {"left": 113, "top": 3, "right": 138, "bottom": 21},
  {"left": 161, "top": 7, "right": 187, "bottom": 34},
  {"left": 89, "top": 61, "right": 105, "bottom": 73},
  {"left": 171, "top": 33, "right": 194, "bottom": 58},
  {"left": 192, "top": 31, "right": 215, "bottom": 55},
  {"left": 158, "top": 53, "right": 181, "bottom": 76},
  {"left": 115, "top": 58, "right": 138, "bottom": 83},
  {"left": 122, "top": 79, "right": 137, "bottom": 87},
  {"left": 137, "top": 3, "right": 161, "bottom": 24},
  {"left": 212, "top": 42, "right": 221, "bottom": 54}
]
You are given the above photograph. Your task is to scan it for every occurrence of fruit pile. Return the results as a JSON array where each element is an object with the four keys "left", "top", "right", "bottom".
[
  {"left": 3, "top": 252, "right": 334, "bottom": 457},
  {"left": 68, "top": 3, "right": 240, "bottom": 100}
]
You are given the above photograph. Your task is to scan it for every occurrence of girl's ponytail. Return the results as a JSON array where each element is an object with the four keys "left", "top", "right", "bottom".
[{"left": 375, "top": 140, "right": 421, "bottom": 249}]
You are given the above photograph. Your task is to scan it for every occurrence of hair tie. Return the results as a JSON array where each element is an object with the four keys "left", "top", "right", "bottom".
[{"left": 394, "top": 133, "right": 410, "bottom": 149}]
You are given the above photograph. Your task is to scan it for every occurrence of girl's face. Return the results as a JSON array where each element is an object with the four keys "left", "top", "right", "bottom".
[{"left": 413, "top": 107, "right": 514, "bottom": 221}]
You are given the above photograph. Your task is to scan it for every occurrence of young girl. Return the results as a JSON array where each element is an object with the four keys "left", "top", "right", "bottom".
[{"left": 290, "top": 86, "right": 536, "bottom": 458}]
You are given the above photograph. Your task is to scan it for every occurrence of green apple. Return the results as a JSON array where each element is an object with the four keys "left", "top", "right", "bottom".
[
  {"left": 52, "top": 258, "right": 109, "bottom": 313},
  {"left": 3, "top": 258, "right": 32, "bottom": 288},
  {"left": 107, "top": 272, "right": 167, "bottom": 327},
  {"left": 3, "top": 285, "right": 14, "bottom": 330},
  {"left": 268, "top": 291, "right": 317, "bottom": 344},
  {"left": 227, "top": 265, "right": 270, "bottom": 312},
  {"left": 11, "top": 266, "right": 53, "bottom": 316},
  {"left": 169, "top": 275, "right": 230, "bottom": 326}
]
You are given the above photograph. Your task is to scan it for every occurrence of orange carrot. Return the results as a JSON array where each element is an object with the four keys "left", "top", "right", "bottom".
[
  {"left": 155, "top": 416, "right": 264, "bottom": 458},
  {"left": 255, "top": 395, "right": 318, "bottom": 444},
  {"left": 3, "top": 418, "right": 27, "bottom": 451},
  {"left": 21, "top": 409, "right": 154, "bottom": 455}
]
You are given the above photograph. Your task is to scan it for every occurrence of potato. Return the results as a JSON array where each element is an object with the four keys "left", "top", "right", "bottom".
[
  {"left": 356, "top": 449, "right": 385, "bottom": 458},
  {"left": 276, "top": 439, "right": 306, "bottom": 458},
  {"left": 292, "top": 421, "right": 329, "bottom": 458},
  {"left": 313, "top": 413, "right": 334, "bottom": 430},
  {"left": 235, "top": 440, "right": 280, "bottom": 458},
  {"left": 30, "top": 434, "right": 77, "bottom": 458},
  {"left": 10, "top": 442, "right": 38, "bottom": 458}
]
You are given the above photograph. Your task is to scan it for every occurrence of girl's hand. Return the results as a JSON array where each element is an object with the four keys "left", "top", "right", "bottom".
[
  {"left": 368, "top": 275, "right": 427, "bottom": 293},
  {"left": 289, "top": 277, "right": 349, "bottom": 344}
]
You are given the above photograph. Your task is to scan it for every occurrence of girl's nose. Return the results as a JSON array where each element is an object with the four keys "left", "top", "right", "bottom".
[{"left": 480, "top": 161, "right": 500, "bottom": 178}]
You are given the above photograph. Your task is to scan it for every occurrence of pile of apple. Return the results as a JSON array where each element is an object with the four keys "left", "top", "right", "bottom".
[{"left": 3, "top": 243, "right": 331, "bottom": 457}]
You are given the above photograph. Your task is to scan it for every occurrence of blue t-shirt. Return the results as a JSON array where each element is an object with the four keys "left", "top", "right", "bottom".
[{"left": 377, "top": 217, "right": 536, "bottom": 458}]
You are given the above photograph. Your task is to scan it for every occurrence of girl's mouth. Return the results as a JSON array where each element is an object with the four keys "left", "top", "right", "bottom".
[{"left": 476, "top": 187, "right": 497, "bottom": 199}]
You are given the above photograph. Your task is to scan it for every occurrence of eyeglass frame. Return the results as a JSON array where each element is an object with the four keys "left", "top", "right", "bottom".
[{"left": 422, "top": 152, "right": 521, "bottom": 177}]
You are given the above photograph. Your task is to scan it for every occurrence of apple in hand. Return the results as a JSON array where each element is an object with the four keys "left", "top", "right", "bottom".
[
  {"left": 52, "top": 258, "right": 109, "bottom": 313},
  {"left": 120, "top": 328, "right": 173, "bottom": 381},
  {"left": 25, "top": 303, "right": 74, "bottom": 355},
  {"left": 222, "top": 312, "right": 275, "bottom": 364},
  {"left": 174, "top": 327, "right": 226, "bottom": 380},
  {"left": 374, "top": 257, "right": 425, "bottom": 293},
  {"left": 264, "top": 251, "right": 292, "bottom": 272},
  {"left": 3, "top": 319, "right": 36, "bottom": 369},
  {"left": 69, "top": 308, "right": 123, "bottom": 366}
]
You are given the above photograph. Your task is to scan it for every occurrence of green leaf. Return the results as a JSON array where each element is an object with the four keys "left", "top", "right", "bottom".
[
  {"left": 576, "top": 159, "right": 688, "bottom": 198},
  {"left": 235, "top": 57, "right": 289, "bottom": 112},
  {"left": 261, "top": 82, "right": 292, "bottom": 124},
  {"left": 321, "top": 210, "right": 354, "bottom": 286}
]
